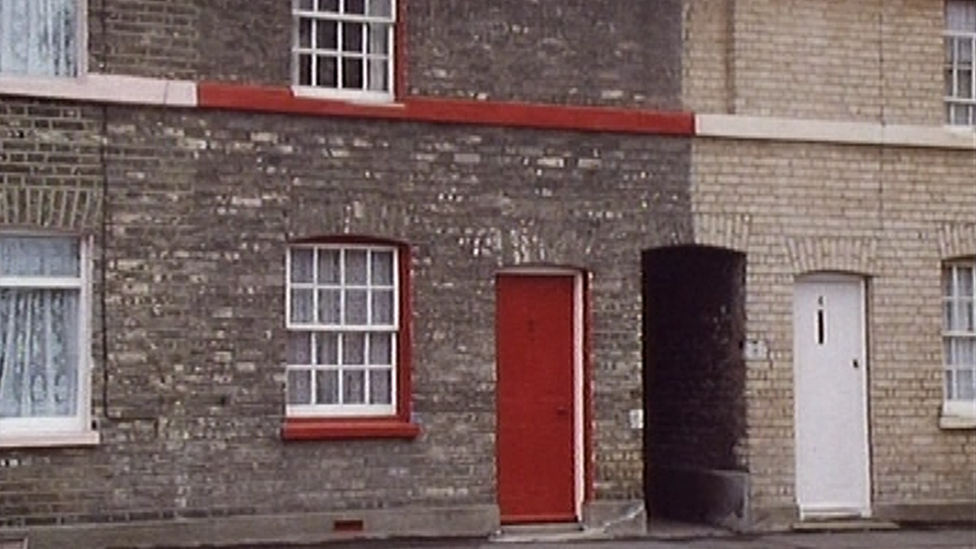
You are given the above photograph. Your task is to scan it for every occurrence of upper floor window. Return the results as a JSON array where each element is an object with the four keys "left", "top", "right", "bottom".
[
  {"left": 943, "top": 259, "right": 975, "bottom": 417},
  {"left": 0, "top": 0, "right": 81, "bottom": 78},
  {"left": 291, "top": 0, "right": 396, "bottom": 102},
  {"left": 945, "top": 0, "right": 976, "bottom": 126},
  {"left": 0, "top": 235, "right": 94, "bottom": 446}
]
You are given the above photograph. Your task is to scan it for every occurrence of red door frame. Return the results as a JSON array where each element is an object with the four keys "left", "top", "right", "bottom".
[{"left": 495, "top": 269, "right": 592, "bottom": 524}]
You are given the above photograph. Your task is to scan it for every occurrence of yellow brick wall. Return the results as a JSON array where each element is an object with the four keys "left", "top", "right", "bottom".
[
  {"left": 691, "top": 137, "right": 976, "bottom": 517},
  {"left": 683, "top": 0, "right": 946, "bottom": 125}
]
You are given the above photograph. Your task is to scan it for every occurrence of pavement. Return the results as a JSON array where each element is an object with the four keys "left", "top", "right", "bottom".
[{"left": 176, "top": 524, "right": 975, "bottom": 549}]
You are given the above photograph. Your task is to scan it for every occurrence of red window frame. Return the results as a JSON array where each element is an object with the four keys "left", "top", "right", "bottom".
[{"left": 282, "top": 235, "right": 418, "bottom": 440}]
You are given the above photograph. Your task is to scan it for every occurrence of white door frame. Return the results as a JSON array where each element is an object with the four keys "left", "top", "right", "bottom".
[{"left": 793, "top": 272, "right": 871, "bottom": 519}]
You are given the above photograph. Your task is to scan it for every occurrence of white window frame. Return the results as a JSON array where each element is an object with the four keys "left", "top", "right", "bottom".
[
  {"left": 0, "top": 0, "right": 87, "bottom": 81},
  {"left": 942, "top": 259, "right": 976, "bottom": 422},
  {"left": 285, "top": 243, "right": 400, "bottom": 418},
  {"left": 0, "top": 233, "right": 96, "bottom": 448},
  {"left": 291, "top": 0, "right": 396, "bottom": 103},
  {"left": 945, "top": 0, "right": 976, "bottom": 127}
]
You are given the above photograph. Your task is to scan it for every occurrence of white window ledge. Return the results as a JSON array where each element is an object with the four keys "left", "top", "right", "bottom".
[
  {"left": 0, "top": 73, "right": 196, "bottom": 107},
  {"left": 940, "top": 403, "right": 976, "bottom": 430},
  {"left": 290, "top": 85, "right": 396, "bottom": 105},
  {"left": 0, "top": 430, "right": 100, "bottom": 449}
]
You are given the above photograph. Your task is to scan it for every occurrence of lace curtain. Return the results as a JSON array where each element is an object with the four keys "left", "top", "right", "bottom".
[
  {"left": 948, "top": 0, "right": 976, "bottom": 33},
  {"left": 0, "top": 0, "right": 78, "bottom": 77},
  {"left": 0, "top": 236, "right": 80, "bottom": 420}
]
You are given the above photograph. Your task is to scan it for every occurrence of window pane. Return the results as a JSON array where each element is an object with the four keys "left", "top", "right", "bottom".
[
  {"left": 342, "top": 22, "right": 363, "bottom": 52},
  {"left": 342, "top": 57, "right": 364, "bottom": 89},
  {"left": 957, "top": 369, "right": 975, "bottom": 401},
  {"left": 345, "top": 289, "right": 368, "bottom": 324},
  {"left": 0, "top": 236, "right": 79, "bottom": 277},
  {"left": 370, "top": 250, "right": 394, "bottom": 285},
  {"left": 367, "top": 58, "right": 388, "bottom": 91},
  {"left": 346, "top": 0, "right": 365, "bottom": 14},
  {"left": 316, "top": 19, "right": 337, "bottom": 50},
  {"left": 960, "top": 267, "right": 974, "bottom": 296},
  {"left": 298, "top": 53, "right": 313, "bottom": 86},
  {"left": 290, "top": 248, "right": 313, "bottom": 283},
  {"left": 298, "top": 0, "right": 314, "bottom": 10},
  {"left": 315, "top": 332, "right": 338, "bottom": 365},
  {"left": 342, "top": 369, "right": 365, "bottom": 403},
  {"left": 345, "top": 250, "right": 367, "bottom": 284},
  {"left": 318, "top": 249, "right": 340, "bottom": 284},
  {"left": 342, "top": 332, "right": 365, "bottom": 364},
  {"left": 946, "top": 369, "right": 955, "bottom": 399},
  {"left": 315, "top": 370, "right": 339, "bottom": 404},
  {"left": 0, "top": 288, "right": 79, "bottom": 418},
  {"left": 298, "top": 17, "right": 312, "bottom": 48},
  {"left": 947, "top": 1, "right": 976, "bottom": 32},
  {"left": 318, "top": 289, "right": 341, "bottom": 324},
  {"left": 367, "top": 0, "right": 392, "bottom": 18},
  {"left": 287, "top": 369, "right": 312, "bottom": 405},
  {"left": 319, "top": 0, "right": 339, "bottom": 12},
  {"left": 367, "top": 23, "right": 388, "bottom": 54},
  {"left": 369, "top": 369, "right": 391, "bottom": 404},
  {"left": 287, "top": 332, "right": 312, "bottom": 364},
  {"left": 960, "top": 339, "right": 976, "bottom": 365},
  {"left": 369, "top": 332, "right": 392, "bottom": 365},
  {"left": 0, "top": 0, "right": 77, "bottom": 77},
  {"left": 316, "top": 55, "right": 337, "bottom": 86},
  {"left": 371, "top": 290, "right": 394, "bottom": 324},
  {"left": 290, "top": 289, "right": 314, "bottom": 323}
]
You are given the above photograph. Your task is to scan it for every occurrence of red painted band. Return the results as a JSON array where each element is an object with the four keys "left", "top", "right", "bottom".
[
  {"left": 282, "top": 419, "right": 421, "bottom": 441},
  {"left": 197, "top": 82, "right": 695, "bottom": 136}
]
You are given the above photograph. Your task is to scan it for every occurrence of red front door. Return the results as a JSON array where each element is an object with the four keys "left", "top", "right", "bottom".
[{"left": 496, "top": 274, "right": 576, "bottom": 524}]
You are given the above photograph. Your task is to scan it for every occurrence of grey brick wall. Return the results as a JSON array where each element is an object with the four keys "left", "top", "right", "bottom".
[
  {"left": 0, "top": 101, "right": 692, "bottom": 526},
  {"left": 85, "top": 0, "right": 685, "bottom": 108},
  {"left": 407, "top": 0, "right": 684, "bottom": 108}
]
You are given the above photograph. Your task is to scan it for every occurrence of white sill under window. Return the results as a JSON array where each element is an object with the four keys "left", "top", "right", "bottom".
[
  {"left": 0, "top": 429, "right": 99, "bottom": 449},
  {"left": 939, "top": 401, "right": 976, "bottom": 430},
  {"left": 291, "top": 85, "right": 396, "bottom": 105}
]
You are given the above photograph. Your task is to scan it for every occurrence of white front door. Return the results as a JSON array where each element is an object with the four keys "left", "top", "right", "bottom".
[{"left": 793, "top": 274, "right": 870, "bottom": 519}]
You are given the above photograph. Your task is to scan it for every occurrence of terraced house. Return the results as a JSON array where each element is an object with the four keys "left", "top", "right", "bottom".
[{"left": 0, "top": 1, "right": 973, "bottom": 548}]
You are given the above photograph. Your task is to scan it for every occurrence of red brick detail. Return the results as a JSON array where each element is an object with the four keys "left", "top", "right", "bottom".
[{"left": 197, "top": 83, "right": 696, "bottom": 136}]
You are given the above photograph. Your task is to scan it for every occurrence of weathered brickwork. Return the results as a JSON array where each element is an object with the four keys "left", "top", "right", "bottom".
[
  {"left": 89, "top": 0, "right": 200, "bottom": 79},
  {"left": 691, "top": 138, "right": 976, "bottom": 522},
  {"left": 408, "top": 0, "right": 684, "bottom": 108},
  {"left": 84, "top": 0, "right": 684, "bottom": 108},
  {"left": 0, "top": 102, "right": 692, "bottom": 528},
  {"left": 683, "top": 0, "right": 946, "bottom": 125}
]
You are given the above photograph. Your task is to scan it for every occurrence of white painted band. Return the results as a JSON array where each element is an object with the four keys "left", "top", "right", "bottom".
[
  {"left": 697, "top": 114, "right": 976, "bottom": 150},
  {"left": 0, "top": 73, "right": 197, "bottom": 107}
]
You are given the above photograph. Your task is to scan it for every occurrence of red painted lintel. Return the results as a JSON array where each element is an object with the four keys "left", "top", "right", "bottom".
[{"left": 197, "top": 82, "right": 695, "bottom": 136}]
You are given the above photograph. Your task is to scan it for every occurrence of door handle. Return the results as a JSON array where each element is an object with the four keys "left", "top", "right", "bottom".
[
  {"left": 556, "top": 407, "right": 569, "bottom": 417},
  {"left": 852, "top": 359, "right": 860, "bottom": 369}
]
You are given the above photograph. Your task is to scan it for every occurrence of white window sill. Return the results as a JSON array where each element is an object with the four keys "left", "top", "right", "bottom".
[
  {"left": 939, "top": 403, "right": 976, "bottom": 430},
  {"left": 290, "top": 85, "right": 397, "bottom": 105},
  {"left": 0, "top": 430, "right": 100, "bottom": 448}
]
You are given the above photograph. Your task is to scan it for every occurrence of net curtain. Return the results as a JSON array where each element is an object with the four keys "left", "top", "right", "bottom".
[
  {"left": 0, "top": 237, "right": 80, "bottom": 420},
  {"left": 0, "top": 0, "right": 78, "bottom": 77}
]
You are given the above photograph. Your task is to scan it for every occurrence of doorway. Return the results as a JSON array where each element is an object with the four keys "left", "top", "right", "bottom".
[
  {"left": 793, "top": 273, "right": 871, "bottom": 519},
  {"left": 495, "top": 271, "right": 585, "bottom": 524}
]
